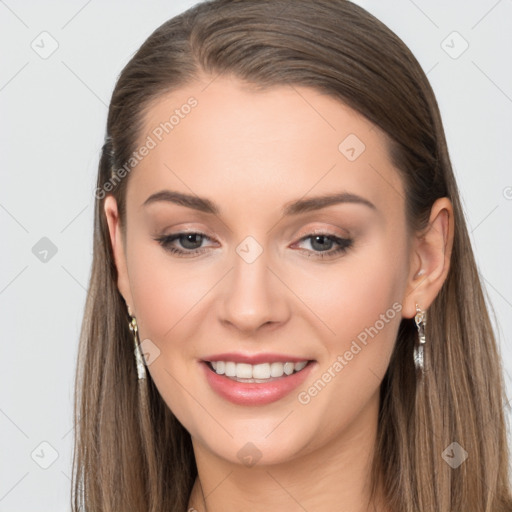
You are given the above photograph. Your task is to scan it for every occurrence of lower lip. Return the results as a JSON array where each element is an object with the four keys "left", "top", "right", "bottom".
[{"left": 201, "top": 361, "right": 316, "bottom": 406}]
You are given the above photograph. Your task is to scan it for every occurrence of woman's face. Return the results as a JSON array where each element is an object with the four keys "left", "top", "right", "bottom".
[{"left": 106, "top": 75, "right": 417, "bottom": 466}]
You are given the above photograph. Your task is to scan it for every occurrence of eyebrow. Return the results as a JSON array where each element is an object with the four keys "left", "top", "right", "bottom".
[{"left": 142, "top": 189, "right": 377, "bottom": 215}]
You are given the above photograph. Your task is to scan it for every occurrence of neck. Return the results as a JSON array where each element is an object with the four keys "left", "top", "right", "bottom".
[{"left": 187, "top": 391, "right": 390, "bottom": 512}]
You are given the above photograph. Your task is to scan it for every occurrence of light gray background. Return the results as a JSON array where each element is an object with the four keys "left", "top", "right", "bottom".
[{"left": 1, "top": 1, "right": 511, "bottom": 510}]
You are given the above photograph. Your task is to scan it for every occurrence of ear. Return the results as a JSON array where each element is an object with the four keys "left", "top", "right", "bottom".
[
  {"left": 402, "top": 197, "right": 454, "bottom": 319},
  {"left": 104, "top": 195, "right": 134, "bottom": 312}
]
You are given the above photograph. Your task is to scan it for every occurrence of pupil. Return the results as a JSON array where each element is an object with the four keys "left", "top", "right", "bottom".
[
  {"left": 182, "top": 234, "right": 201, "bottom": 249},
  {"left": 312, "top": 235, "right": 332, "bottom": 251}
]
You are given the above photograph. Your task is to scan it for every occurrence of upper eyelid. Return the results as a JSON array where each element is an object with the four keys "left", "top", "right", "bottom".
[
  {"left": 160, "top": 220, "right": 351, "bottom": 237},
  {"left": 296, "top": 226, "right": 350, "bottom": 238},
  {"left": 159, "top": 229, "right": 349, "bottom": 242}
]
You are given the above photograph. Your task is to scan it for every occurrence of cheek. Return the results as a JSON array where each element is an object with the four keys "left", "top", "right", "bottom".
[
  {"left": 289, "top": 236, "right": 408, "bottom": 419},
  {"left": 124, "top": 236, "right": 225, "bottom": 407},
  {"left": 126, "top": 237, "right": 212, "bottom": 343},
  {"left": 292, "top": 237, "right": 407, "bottom": 344},
  {"left": 289, "top": 261, "right": 405, "bottom": 445},
  {"left": 124, "top": 240, "right": 216, "bottom": 427}
]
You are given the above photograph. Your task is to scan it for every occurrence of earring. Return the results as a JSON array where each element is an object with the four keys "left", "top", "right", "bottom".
[
  {"left": 413, "top": 304, "right": 427, "bottom": 374},
  {"left": 127, "top": 309, "right": 147, "bottom": 380}
]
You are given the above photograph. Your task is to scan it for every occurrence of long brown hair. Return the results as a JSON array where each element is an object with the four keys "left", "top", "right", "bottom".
[{"left": 72, "top": 1, "right": 512, "bottom": 510}]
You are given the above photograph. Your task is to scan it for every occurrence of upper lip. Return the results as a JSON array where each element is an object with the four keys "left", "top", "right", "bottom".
[{"left": 202, "top": 352, "right": 313, "bottom": 364}]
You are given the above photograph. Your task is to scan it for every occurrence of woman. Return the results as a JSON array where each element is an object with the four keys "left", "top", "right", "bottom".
[{"left": 72, "top": 0, "right": 512, "bottom": 510}]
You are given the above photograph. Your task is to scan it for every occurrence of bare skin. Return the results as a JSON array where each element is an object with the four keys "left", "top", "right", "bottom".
[{"left": 104, "top": 75, "right": 454, "bottom": 512}]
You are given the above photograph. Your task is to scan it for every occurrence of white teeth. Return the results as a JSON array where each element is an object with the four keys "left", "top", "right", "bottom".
[
  {"left": 294, "top": 361, "right": 307, "bottom": 372},
  {"left": 252, "top": 363, "right": 270, "bottom": 379},
  {"left": 209, "top": 360, "right": 309, "bottom": 379},
  {"left": 225, "top": 361, "right": 236, "bottom": 377},
  {"left": 283, "top": 362, "right": 294, "bottom": 375},
  {"left": 236, "top": 363, "right": 253, "bottom": 379},
  {"left": 270, "top": 362, "right": 284, "bottom": 377}
]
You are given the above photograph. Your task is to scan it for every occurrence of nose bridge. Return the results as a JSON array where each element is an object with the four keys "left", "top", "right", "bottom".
[{"left": 219, "top": 234, "right": 288, "bottom": 331}]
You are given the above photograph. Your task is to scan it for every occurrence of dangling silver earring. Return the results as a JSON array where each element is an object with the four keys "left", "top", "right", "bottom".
[
  {"left": 413, "top": 304, "right": 427, "bottom": 374},
  {"left": 127, "top": 308, "right": 147, "bottom": 380}
]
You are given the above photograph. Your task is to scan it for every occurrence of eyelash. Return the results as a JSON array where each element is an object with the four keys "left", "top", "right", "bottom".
[{"left": 153, "top": 231, "right": 353, "bottom": 260}]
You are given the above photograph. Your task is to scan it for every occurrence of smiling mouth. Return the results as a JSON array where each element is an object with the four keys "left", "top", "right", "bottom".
[{"left": 205, "top": 360, "right": 314, "bottom": 383}]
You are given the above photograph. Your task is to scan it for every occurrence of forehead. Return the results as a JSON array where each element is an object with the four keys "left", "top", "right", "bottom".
[{"left": 127, "top": 75, "right": 405, "bottom": 219}]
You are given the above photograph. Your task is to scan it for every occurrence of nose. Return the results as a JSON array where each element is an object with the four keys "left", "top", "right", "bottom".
[{"left": 218, "top": 243, "right": 290, "bottom": 335}]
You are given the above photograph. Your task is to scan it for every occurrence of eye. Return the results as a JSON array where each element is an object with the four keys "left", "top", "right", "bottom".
[
  {"left": 154, "top": 231, "right": 353, "bottom": 260},
  {"left": 154, "top": 231, "right": 215, "bottom": 257},
  {"left": 294, "top": 233, "right": 353, "bottom": 259}
]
